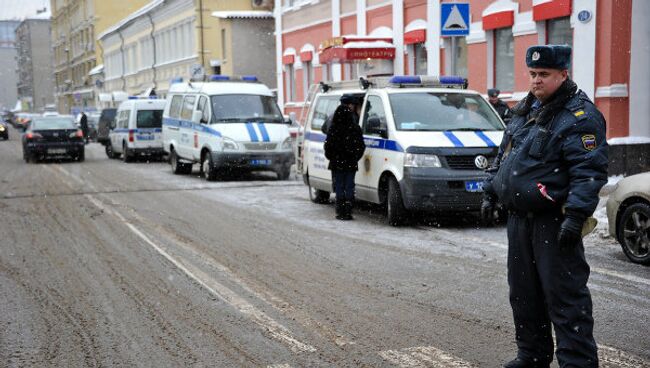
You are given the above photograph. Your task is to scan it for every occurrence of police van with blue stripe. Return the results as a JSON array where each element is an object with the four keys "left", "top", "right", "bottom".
[
  {"left": 299, "top": 75, "right": 505, "bottom": 225},
  {"left": 162, "top": 75, "right": 294, "bottom": 180},
  {"left": 107, "top": 97, "right": 166, "bottom": 162}
]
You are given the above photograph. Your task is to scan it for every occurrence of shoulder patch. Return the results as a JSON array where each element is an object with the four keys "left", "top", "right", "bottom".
[
  {"left": 581, "top": 134, "right": 597, "bottom": 151},
  {"left": 574, "top": 110, "right": 585, "bottom": 117}
]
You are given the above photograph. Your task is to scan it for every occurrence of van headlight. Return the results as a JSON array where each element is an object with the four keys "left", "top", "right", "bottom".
[
  {"left": 404, "top": 153, "right": 442, "bottom": 168},
  {"left": 222, "top": 137, "right": 239, "bottom": 151},
  {"left": 281, "top": 137, "right": 292, "bottom": 150}
]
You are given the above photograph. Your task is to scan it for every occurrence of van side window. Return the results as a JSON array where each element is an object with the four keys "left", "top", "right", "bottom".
[
  {"left": 197, "top": 96, "right": 210, "bottom": 124},
  {"left": 169, "top": 95, "right": 183, "bottom": 119},
  {"left": 362, "top": 96, "right": 387, "bottom": 136},
  {"left": 119, "top": 110, "right": 130, "bottom": 129},
  {"left": 180, "top": 95, "right": 196, "bottom": 121},
  {"left": 310, "top": 96, "right": 339, "bottom": 131}
]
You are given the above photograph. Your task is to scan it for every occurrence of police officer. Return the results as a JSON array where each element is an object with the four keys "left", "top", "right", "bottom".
[
  {"left": 488, "top": 88, "right": 512, "bottom": 124},
  {"left": 482, "top": 45, "right": 608, "bottom": 368},
  {"left": 324, "top": 95, "right": 365, "bottom": 220}
]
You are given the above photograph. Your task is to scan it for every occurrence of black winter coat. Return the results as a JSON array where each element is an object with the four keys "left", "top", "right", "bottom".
[
  {"left": 484, "top": 80, "right": 608, "bottom": 217},
  {"left": 324, "top": 105, "right": 365, "bottom": 172}
]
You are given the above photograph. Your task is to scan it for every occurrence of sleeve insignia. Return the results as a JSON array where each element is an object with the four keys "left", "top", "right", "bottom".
[
  {"left": 581, "top": 134, "right": 597, "bottom": 151},
  {"left": 574, "top": 110, "right": 585, "bottom": 117}
]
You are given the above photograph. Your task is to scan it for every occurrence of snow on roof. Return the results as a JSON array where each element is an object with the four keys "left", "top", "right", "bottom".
[
  {"left": 97, "top": 0, "right": 164, "bottom": 40},
  {"left": 88, "top": 64, "right": 104, "bottom": 76},
  {"left": 211, "top": 10, "right": 273, "bottom": 19},
  {"left": 482, "top": 0, "right": 518, "bottom": 17},
  {"left": 342, "top": 41, "right": 395, "bottom": 49},
  {"left": 607, "top": 136, "right": 650, "bottom": 145},
  {"left": 168, "top": 81, "right": 273, "bottom": 96},
  {"left": 0, "top": 0, "right": 49, "bottom": 21}
]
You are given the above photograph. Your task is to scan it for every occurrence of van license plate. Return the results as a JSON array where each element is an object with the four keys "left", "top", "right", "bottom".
[
  {"left": 465, "top": 181, "right": 484, "bottom": 192},
  {"left": 48, "top": 148, "right": 66, "bottom": 154},
  {"left": 250, "top": 159, "right": 271, "bottom": 166}
]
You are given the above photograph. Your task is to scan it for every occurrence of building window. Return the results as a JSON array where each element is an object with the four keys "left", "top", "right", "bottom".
[
  {"left": 494, "top": 27, "right": 514, "bottom": 91},
  {"left": 414, "top": 43, "right": 427, "bottom": 75},
  {"left": 303, "top": 60, "right": 313, "bottom": 97},
  {"left": 547, "top": 16, "right": 572, "bottom": 71},
  {"left": 221, "top": 29, "right": 227, "bottom": 61},
  {"left": 286, "top": 64, "right": 295, "bottom": 102}
]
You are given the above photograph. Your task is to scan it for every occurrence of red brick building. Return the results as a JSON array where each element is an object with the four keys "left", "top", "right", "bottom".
[{"left": 275, "top": 0, "right": 649, "bottom": 160}]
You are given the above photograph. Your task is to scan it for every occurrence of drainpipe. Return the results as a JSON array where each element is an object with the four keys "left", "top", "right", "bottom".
[
  {"left": 198, "top": 0, "right": 205, "bottom": 68},
  {"left": 146, "top": 12, "right": 157, "bottom": 90},
  {"left": 118, "top": 30, "right": 126, "bottom": 92}
]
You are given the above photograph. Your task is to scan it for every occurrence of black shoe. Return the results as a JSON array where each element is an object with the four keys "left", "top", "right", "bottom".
[{"left": 503, "top": 358, "right": 549, "bottom": 368}]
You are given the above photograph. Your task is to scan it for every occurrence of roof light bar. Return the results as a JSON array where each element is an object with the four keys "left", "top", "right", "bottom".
[
  {"left": 210, "top": 75, "right": 230, "bottom": 81},
  {"left": 170, "top": 77, "right": 184, "bottom": 84},
  {"left": 241, "top": 75, "right": 258, "bottom": 82}
]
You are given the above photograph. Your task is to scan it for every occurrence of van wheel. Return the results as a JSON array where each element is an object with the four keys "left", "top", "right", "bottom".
[
  {"left": 201, "top": 152, "right": 218, "bottom": 181},
  {"left": 105, "top": 143, "right": 118, "bottom": 159},
  {"left": 122, "top": 143, "right": 133, "bottom": 163},
  {"left": 308, "top": 181, "right": 330, "bottom": 204},
  {"left": 387, "top": 177, "right": 407, "bottom": 226},
  {"left": 170, "top": 149, "right": 192, "bottom": 175}
]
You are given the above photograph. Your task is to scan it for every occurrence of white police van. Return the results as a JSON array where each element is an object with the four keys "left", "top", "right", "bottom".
[
  {"left": 299, "top": 75, "right": 506, "bottom": 225},
  {"left": 107, "top": 97, "right": 166, "bottom": 162},
  {"left": 162, "top": 76, "right": 294, "bottom": 180}
]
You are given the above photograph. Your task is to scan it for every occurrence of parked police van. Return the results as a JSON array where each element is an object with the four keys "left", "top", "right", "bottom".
[
  {"left": 107, "top": 97, "right": 166, "bottom": 162},
  {"left": 162, "top": 75, "right": 294, "bottom": 180},
  {"left": 298, "top": 75, "right": 506, "bottom": 225}
]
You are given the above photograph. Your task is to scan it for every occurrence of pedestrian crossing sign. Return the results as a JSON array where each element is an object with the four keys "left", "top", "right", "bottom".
[{"left": 441, "top": 3, "right": 470, "bottom": 36}]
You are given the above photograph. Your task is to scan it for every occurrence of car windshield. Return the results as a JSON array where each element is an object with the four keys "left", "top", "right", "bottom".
[
  {"left": 210, "top": 94, "right": 283, "bottom": 124},
  {"left": 136, "top": 110, "right": 163, "bottom": 128},
  {"left": 389, "top": 93, "right": 505, "bottom": 131},
  {"left": 31, "top": 118, "right": 76, "bottom": 130}
]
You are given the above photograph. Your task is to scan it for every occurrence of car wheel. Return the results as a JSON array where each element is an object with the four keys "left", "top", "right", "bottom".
[
  {"left": 617, "top": 202, "right": 650, "bottom": 265},
  {"left": 106, "top": 143, "right": 118, "bottom": 159},
  {"left": 387, "top": 177, "right": 407, "bottom": 226},
  {"left": 122, "top": 143, "right": 133, "bottom": 163},
  {"left": 201, "top": 152, "right": 218, "bottom": 181},
  {"left": 308, "top": 179, "right": 330, "bottom": 204},
  {"left": 170, "top": 149, "right": 192, "bottom": 175},
  {"left": 77, "top": 149, "right": 85, "bottom": 162}
]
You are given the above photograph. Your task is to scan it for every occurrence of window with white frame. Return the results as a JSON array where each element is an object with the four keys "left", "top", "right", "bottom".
[
  {"left": 303, "top": 59, "right": 313, "bottom": 96},
  {"left": 547, "top": 17, "right": 572, "bottom": 71},
  {"left": 494, "top": 27, "right": 514, "bottom": 91},
  {"left": 286, "top": 64, "right": 295, "bottom": 102}
]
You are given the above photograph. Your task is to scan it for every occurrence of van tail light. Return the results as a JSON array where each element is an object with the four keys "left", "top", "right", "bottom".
[{"left": 128, "top": 130, "right": 134, "bottom": 142}]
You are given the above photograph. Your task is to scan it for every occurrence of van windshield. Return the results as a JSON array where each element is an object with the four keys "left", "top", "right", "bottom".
[
  {"left": 136, "top": 110, "right": 163, "bottom": 128},
  {"left": 211, "top": 95, "right": 283, "bottom": 124},
  {"left": 389, "top": 93, "right": 505, "bottom": 131}
]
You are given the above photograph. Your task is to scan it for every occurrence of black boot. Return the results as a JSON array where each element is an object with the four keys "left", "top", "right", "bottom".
[
  {"left": 335, "top": 199, "right": 345, "bottom": 220},
  {"left": 503, "top": 358, "right": 549, "bottom": 368},
  {"left": 342, "top": 200, "right": 354, "bottom": 220}
]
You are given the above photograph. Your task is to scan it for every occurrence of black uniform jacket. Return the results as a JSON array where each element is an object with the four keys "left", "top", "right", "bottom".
[
  {"left": 492, "top": 99, "right": 512, "bottom": 123},
  {"left": 484, "top": 90, "right": 608, "bottom": 217},
  {"left": 324, "top": 105, "right": 366, "bottom": 172}
]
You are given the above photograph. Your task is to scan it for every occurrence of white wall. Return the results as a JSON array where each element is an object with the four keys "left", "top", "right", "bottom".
[{"left": 629, "top": 0, "right": 650, "bottom": 138}]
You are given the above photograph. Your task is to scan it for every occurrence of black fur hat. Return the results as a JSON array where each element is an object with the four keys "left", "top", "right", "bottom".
[{"left": 526, "top": 45, "right": 572, "bottom": 70}]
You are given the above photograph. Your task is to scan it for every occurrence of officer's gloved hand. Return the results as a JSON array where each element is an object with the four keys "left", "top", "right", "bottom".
[
  {"left": 558, "top": 210, "right": 586, "bottom": 250},
  {"left": 481, "top": 194, "right": 497, "bottom": 223}
]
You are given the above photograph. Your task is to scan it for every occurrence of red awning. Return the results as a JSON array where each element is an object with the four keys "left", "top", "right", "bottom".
[
  {"left": 319, "top": 36, "right": 395, "bottom": 64},
  {"left": 404, "top": 29, "right": 426, "bottom": 45},
  {"left": 282, "top": 54, "right": 295, "bottom": 65},
  {"left": 483, "top": 10, "right": 514, "bottom": 30},
  {"left": 300, "top": 51, "right": 313, "bottom": 62},
  {"left": 533, "top": 0, "right": 571, "bottom": 21}
]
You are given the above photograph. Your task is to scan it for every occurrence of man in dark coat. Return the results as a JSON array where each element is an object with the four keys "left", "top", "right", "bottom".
[
  {"left": 482, "top": 45, "right": 608, "bottom": 368},
  {"left": 324, "top": 95, "right": 366, "bottom": 220},
  {"left": 488, "top": 88, "right": 512, "bottom": 124},
  {"left": 79, "top": 112, "right": 89, "bottom": 144}
]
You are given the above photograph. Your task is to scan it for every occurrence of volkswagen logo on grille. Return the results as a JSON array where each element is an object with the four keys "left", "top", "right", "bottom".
[{"left": 474, "top": 155, "right": 489, "bottom": 169}]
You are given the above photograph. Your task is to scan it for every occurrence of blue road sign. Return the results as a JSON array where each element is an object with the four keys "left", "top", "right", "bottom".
[{"left": 441, "top": 3, "right": 470, "bottom": 37}]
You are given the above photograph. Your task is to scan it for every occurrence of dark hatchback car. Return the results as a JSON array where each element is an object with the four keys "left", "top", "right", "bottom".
[{"left": 22, "top": 116, "right": 85, "bottom": 162}]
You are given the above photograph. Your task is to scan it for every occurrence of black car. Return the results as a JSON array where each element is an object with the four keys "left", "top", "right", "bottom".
[
  {"left": 96, "top": 108, "right": 117, "bottom": 146},
  {"left": 22, "top": 116, "right": 85, "bottom": 162},
  {"left": 0, "top": 122, "right": 8, "bottom": 140}
]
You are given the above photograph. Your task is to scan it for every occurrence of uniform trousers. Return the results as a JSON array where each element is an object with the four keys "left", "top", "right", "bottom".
[{"left": 507, "top": 210, "right": 598, "bottom": 368}]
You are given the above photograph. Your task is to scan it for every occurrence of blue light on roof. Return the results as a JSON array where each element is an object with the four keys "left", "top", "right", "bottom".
[
  {"left": 439, "top": 76, "right": 466, "bottom": 85},
  {"left": 389, "top": 76, "right": 421, "bottom": 84},
  {"left": 170, "top": 77, "right": 183, "bottom": 84},
  {"left": 241, "top": 75, "right": 258, "bottom": 82},
  {"left": 210, "top": 75, "right": 230, "bottom": 81},
  {"left": 128, "top": 96, "right": 138, "bottom": 100}
]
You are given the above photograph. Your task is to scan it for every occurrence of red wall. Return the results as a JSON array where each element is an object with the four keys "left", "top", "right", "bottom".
[
  {"left": 467, "top": 42, "right": 487, "bottom": 92},
  {"left": 341, "top": 15, "right": 356, "bottom": 35},
  {"left": 514, "top": 34, "right": 537, "bottom": 92},
  {"left": 367, "top": 5, "right": 392, "bottom": 34},
  {"left": 405, "top": 0, "right": 427, "bottom": 25}
]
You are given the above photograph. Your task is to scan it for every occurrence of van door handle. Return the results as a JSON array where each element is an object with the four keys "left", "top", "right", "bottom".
[{"left": 168, "top": 126, "right": 179, "bottom": 131}]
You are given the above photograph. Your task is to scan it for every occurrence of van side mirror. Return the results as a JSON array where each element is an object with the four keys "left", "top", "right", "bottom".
[{"left": 192, "top": 110, "right": 203, "bottom": 124}]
